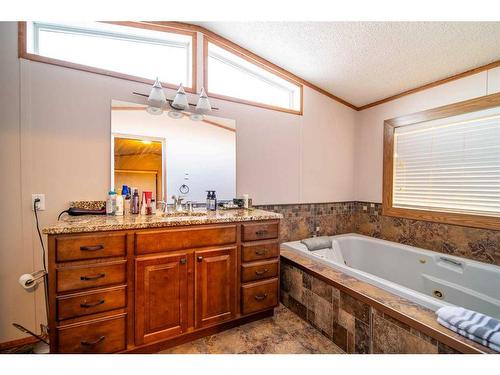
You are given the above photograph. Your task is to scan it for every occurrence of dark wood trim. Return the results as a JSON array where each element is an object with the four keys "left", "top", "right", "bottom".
[
  {"left": 0, "top": 336, "right": 40, "bottom": 351},
  {"left": 382, "top": 92, "right": 500, "bottom": 231},
  {"left": 359, "top": 60, "right": 500, "bottom": 111},
  {"left": 203, "top": 35, "right": 303, "bottom": 115},
  {"left": 17, "top": 21, "right": 198, "bottom": 94},
  {"left": 280, "top": 255, "right": 490, "bottom": 354}
]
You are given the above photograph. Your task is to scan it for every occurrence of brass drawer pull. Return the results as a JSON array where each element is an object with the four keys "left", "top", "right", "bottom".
[
  {"left": 180, "top": 258, "right": 187, "bottom": 265},
  {"left": 255, "top": 268, "right": 269, "bottom": 276},
  {"left": 80, "top": 273, "right": 105, "bottom": 281},
  {"left": 254, "top": 293, "right": 268, "bottom": 301},
  {"left": 254, "top": 249, "right": 267, "bottom": 256},
  {"left": 80, "top": 335, "right": 105, "bottom": 346},
  {"left": 80, "top": 244, "right": 104, "bottom": 251},
  {"left": 80, "top": 299, "right": 105, "bottom": 308},
  {"left": 255, "top": 230, "right": 268, "bottom": 237}
]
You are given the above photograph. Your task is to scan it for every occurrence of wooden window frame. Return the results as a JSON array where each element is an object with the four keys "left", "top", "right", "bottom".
[
  {"left": 382, "top": 92, "right": 500, "bottom": 230},
  {"left": 17, "top": 21, "right": 198, "bottom": 93},
  {"left": 203, "top": 35, "right": 304, "bottom": 115}
]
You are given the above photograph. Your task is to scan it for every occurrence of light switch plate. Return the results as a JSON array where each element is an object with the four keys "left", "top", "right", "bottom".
[{"left": 32, "top": 194, "right": 45, "bottom": 211}]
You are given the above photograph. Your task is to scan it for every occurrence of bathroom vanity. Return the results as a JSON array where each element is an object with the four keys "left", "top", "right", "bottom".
[{"left": 43, "top": 209, "right": 282, "bottom": 353}]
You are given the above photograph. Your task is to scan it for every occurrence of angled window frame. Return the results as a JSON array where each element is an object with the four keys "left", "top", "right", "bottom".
[
  {"left": 203, "top": 35, "right": 303, "bottom": 115},
  {"left": 382, "top": 92, "right": 500, "bottom": 231},
  {"left": 18, "top": 21, "right": 198, "bottom": 93}
]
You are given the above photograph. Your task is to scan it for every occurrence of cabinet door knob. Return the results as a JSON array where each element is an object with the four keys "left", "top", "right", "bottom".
[
  {"left": 180, "top": 258, "right": 187, "bottom": 265},
  {"left": 197, "top": 256, "right": 203, "bottom": 262}
]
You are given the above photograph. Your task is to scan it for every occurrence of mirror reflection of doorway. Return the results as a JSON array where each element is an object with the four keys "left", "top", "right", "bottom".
[{"left": 113, "top": 137, "right": 164, "bottom": 202}]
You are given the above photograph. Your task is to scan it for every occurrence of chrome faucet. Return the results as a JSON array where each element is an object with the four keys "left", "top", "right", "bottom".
[
  {"left": 157, "top": 200, "right": 168, "bottom": 213},
  {"left": 171, "top": 195, "right": 184, "bottom": 212}
]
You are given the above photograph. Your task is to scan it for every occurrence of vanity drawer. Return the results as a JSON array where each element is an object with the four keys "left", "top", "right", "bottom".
[
  {"left": 57, "top": 286, "right": 126, "bottom": 320},
  {"left": 241, "top": 259, "right": 279, "bottom": 283},
  {"left": 241, "top": 240, "right": 279, "bottom": 262},
  {"left": 241, "top": 278, "right": 279, "bottom": 315},
  {"left": 242, "top": 222, "right": 279, "bottom": 242},
  {"left": 57, "top": 314, "right": 126, "bottom": 353},
  {"left": 135, "top": 225, "right": 237, "bottom": 255},
  {"left": 56, "top": 261, "right": 127, "bottom": 293},
  {"left": 56, "top": 233, "right": 126, "bottom": 262}
]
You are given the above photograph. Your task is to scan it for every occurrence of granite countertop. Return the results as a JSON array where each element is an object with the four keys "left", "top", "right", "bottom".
[{"left": 43, "top": 208, "right": 282, "bottom": 235}]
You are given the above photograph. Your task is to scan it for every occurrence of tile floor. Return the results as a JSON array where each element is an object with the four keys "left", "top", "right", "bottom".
[{"left": 159, "top": 304, "right": 343, "bottom": 354}]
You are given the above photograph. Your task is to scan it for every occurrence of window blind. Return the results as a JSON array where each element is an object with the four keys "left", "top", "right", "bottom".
[{"left": 393, "top": 106, "right": 500, "bottom": 217}]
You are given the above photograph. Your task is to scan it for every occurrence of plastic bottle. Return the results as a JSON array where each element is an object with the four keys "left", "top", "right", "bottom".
[
  {"left": 122, "top": 185, "right": 131, "bottom": 215},
  {"left": 116, "top": 190, "right": 124, "bottom": 216},
  {"left": 106, "top": 190, "right": 117, "bottom": 215},
  {"left": 131, "top": 189, "right": 140, "bottom": 214}
]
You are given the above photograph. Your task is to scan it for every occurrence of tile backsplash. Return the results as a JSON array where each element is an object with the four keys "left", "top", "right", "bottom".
[
  {"left": 70, "top": 200, "right": 499, "bottom": 265},
  {"left": 255, "top": 201, "right": 500, "bottom": 266}
]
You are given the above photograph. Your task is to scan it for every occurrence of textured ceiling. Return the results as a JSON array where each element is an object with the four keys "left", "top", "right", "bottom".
[{"left": 194, "top": 22, "right": 500, "bottom": 107}]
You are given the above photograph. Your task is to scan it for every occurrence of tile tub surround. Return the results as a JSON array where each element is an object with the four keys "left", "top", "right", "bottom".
[
  {"left": 256, "top": 202, "right": 500, "bottom": 266},
  {"left": 280, "top": 249, "right": 495, "bottom": 354},
  {"left": 43, "top": 208, "right": 282, "bottom": 234}
]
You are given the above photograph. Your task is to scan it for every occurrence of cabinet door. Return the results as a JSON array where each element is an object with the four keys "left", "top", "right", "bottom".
[
  {"left": 195, "top": 247, "right": 237, "bottom": 328},
  {"left": 135, "top": 253, "right": 189, "bottom": 345}
]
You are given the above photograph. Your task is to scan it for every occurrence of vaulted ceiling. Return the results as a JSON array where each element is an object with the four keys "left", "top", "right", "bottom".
[{"left": 194, "top": 22, "right": 500, "bottom": 108}]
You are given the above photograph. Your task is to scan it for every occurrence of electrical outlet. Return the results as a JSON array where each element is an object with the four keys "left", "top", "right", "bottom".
[{"left": 32, "top": 194, "right": 45, "bottom": 211}]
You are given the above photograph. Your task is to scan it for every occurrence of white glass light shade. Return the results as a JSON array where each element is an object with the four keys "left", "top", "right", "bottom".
[
  {"left": 171, "top": 84, "right": 189, "bottom": 110},
  {"left": 195, "top": 88, "right": 212, "bottom": 114},
  {"left": 147, "top": 78, "right": 167, "bottom": 108}
]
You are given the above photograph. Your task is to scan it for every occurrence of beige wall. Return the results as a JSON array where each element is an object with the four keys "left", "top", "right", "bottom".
[
  {"left": 354, "top": 67, "right": 500, "bottom": 202},
  {"left": 0, "top": 22, "right": 356, "bottom": 342}
]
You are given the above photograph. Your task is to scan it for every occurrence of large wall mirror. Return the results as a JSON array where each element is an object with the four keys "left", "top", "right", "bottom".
[{"left": 111, "top": 99, "right": 236, "bottom": 204}]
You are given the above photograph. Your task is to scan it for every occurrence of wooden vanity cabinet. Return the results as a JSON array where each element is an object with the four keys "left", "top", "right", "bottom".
[{"left": 47, "top": 219, "right": 279, "bottom": 354}]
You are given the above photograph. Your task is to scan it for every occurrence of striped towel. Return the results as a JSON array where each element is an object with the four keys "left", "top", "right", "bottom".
[{"left": 436, "top": 306, "right": 500, "bottom": 352}]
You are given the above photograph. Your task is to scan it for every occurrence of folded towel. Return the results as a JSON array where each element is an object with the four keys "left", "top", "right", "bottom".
[
  {"left": 436, "top": 306, "right": 500, "bottom": 352},
  {"left": 301, "top": 236, "right": 332, "bottom": 251}
]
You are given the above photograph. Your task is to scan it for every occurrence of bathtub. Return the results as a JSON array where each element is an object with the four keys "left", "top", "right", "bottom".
[{"left": 281, "top": 234, "right": 500, "bottom": 319}]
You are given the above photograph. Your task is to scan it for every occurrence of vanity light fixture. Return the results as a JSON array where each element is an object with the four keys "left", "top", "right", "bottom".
[{"left": 141, "top": 81, "right": 216, "bottom": 119}]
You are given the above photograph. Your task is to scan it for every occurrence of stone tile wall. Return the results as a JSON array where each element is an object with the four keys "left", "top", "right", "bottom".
[
  {"left": 256, "top": 202, "right": 500, "bottom": 266},
  {"left": 280, "top": 261, "right": 461, "bottom": 354}
]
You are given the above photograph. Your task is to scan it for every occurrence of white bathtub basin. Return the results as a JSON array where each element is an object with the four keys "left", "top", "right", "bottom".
[{"left": 281, "top": 233, "right": 500, "bottom": 318}]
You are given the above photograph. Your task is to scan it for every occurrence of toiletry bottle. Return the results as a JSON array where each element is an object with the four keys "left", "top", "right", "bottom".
[
  {"left": 116, "top": 190, "right": 124, "bottom": 216},
  {"left": 106, "top": 190, "right": 117, "bottom": 215},
  {"left": 243, "top": 194, "right": 249, "bottom": 209},
  {"left": 145, "top": 191, "right": 152, "bottom": 215},
  {"left": 140, "top": 192, "right": 147, "bottom": 215},
  {"left": 212, "top": 191, "right": 217, "bottom": 211},
  {"left": 122, "top": 185, "right": 131, "bottom": 215},
  {"left": 131, "top": 189, "right": 140, "bottom": 214},
  {"left": 206, "top": 191, "right": 211, "bottom": 211},
  {"left": 151, "top": 198, "right": 156, "bottom": 215}
]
